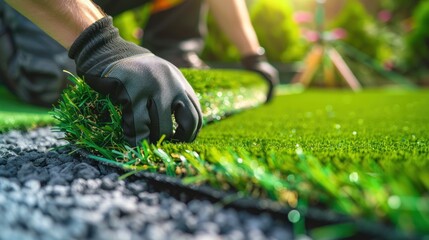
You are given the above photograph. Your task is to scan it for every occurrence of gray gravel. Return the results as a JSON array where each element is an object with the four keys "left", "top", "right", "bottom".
[{"left": 0, "top": 127, "right": 293, "bottom": 240}]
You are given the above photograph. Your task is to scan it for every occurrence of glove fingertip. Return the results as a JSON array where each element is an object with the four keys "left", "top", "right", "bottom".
[{"left": 172, "top": 98, "right": 202, "bottom": 142}]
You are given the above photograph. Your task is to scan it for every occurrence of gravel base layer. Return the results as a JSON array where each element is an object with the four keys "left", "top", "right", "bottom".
[{"left": 0, "top": 127, "right": 293, "bottom": 240}]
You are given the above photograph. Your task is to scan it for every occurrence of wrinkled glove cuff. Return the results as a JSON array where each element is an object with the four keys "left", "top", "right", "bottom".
[
  {"left": 68, "top": 17, "right": 113, "bottom": 60},
  {"left": 68, "top": 16, "right": 150, "bottom": 76}
]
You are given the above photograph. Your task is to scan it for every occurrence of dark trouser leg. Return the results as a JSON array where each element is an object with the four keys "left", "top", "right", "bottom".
[
  {"left": 0, "top": 1, "right": 75, "bottom": 107},
  {"left": 94, "top": 0, "right": 152, "bottom": 16},
  {"left": 95, "top": 0, "right": 208, "bottom": 68},
  {"left": 143, "top": 0, "right": 209, "bottom": 68}
]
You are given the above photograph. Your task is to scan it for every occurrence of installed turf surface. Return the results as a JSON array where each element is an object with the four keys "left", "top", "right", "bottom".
[
  {"left": 3, "top": 72, "right": 429, "bottom": 237},
  {"left": 51, "top": 69, "right": 429, "bottom": 237},
  {"left": 168, "top": 89, "right": 429, "bottom": 236}
]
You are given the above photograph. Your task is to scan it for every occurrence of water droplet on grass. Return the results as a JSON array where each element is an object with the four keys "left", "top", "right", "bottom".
[
  {"left": 288, "top": 210, "right": 301, "bottom": 223},
  {"left": 388, "top": 196, "right": 401, "bottom": 209},
  {"left": 349, "top": 172, "right": 359, "bottom": 183}
]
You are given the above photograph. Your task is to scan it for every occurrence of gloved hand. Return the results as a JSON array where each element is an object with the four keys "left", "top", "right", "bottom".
[
  {"left": 69, "top": 17, "right": 202, "bottom": 146},
  {"left": 241, "top": 48, "right": 279, "bottom": 103}
]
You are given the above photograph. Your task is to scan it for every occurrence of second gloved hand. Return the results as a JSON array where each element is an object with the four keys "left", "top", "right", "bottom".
[
  {"left": 241, "top": 48, "right": 279, "bottom": 103},
  {"left": 69, "top": 17, "right": 202, "bottom": 146}
]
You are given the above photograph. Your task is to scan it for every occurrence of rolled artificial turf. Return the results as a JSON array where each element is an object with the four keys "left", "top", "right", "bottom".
[
  {"left": 0, "top": 68, "right": 267, "bottom": 132},
  {"left": 51, "top": 69, "right": 268, "bottom": 156},
  {"left": 52, "top": 70, "right": 429, "bottom": 237}
]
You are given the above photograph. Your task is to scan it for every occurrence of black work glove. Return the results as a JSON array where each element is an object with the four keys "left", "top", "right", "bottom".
[
  {"left": 241, "top": 48, "right": 279, "bottom": 103},
  {"left": 69, "top": 17, "right": 202, "bottom": 146}
]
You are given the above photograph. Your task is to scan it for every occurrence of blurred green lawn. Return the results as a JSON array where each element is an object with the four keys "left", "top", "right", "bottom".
[{"left": 0, "top": 87, "right": 55, "bottom": 132}]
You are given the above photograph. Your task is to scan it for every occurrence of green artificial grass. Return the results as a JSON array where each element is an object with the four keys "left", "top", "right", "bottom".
[
  {"left": 52, "top": 72, "right": 429, "bottom": 237},
  {"left": 0, "top": 87, "right": 55, "bottom": 132}
]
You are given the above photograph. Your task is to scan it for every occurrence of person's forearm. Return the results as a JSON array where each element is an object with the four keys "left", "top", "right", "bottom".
[
  {"left": 207, "top": 0, "right": 261, "bottom": 56},
  {"left": 5, "top": 0, "right": 105, "bottom": 49}
]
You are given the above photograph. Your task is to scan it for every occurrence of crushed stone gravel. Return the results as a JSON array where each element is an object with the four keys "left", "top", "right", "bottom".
[{"left": 0, "top": 127, "right": 293, "bottom": 240}]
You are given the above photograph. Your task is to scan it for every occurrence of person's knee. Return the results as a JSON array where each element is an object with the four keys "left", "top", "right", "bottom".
[
  {"left": 8, "top": 53, "right": 73, "bottom": 107},
  {"left": 0, "top": 2, "right": 75, "bottom": 107}
]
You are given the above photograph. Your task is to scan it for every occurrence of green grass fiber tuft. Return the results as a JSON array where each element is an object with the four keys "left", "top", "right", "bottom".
[{"left": 52, "top": 71, "right": 429, "bottom": 236}]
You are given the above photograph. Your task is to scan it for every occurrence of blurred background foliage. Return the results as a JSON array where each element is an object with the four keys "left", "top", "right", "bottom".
[
  {"left": 200, "top": 13, "right": 241, "bottom": 62},
  {"left": 250, "top": 0, "right": 306, "bottom": 62},
  {"left": 381, "top": 0, "right": 420, "bottom": 21},
  {"left": 403, "top": 1, "right": 429, "bottom": 84},
  {"left": 112, "top": 0, "right": 427, "bottom": 85},
  {"left": 202, "top": 0, "right": 307, "bottom": 62},
  {"left": 328, "top": 0, "right": 390, "bottom": 63},
  {"left": 113, "top": 5, "right": 150, "bottom": 44}
]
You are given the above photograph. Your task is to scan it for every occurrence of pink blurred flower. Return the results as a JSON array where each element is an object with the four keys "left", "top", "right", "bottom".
[
  {"left": 331, "top": 28, "right": 347, "bottom": 40},
  {"left": 378, "top": 10, "right": 392, "bottom": 23},
  {"left": 303, "top": 30, "right": 320, "bottom": 42},
  {"left": 293, "top": 11, "right": 313, "bottom": 24}
]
